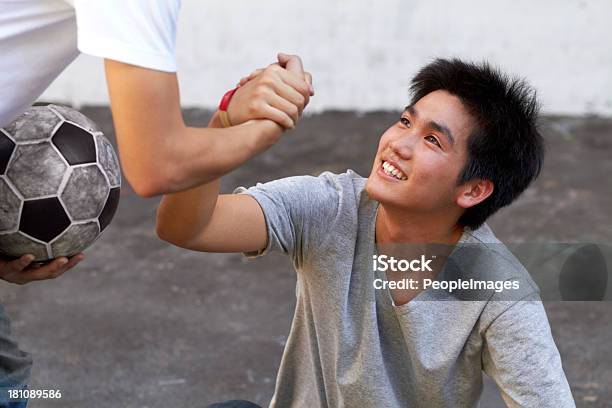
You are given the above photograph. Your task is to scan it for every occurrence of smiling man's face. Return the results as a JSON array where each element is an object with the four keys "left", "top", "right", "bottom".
[{"left": 365, "top": 90, "right": 476, "bottom": 213}]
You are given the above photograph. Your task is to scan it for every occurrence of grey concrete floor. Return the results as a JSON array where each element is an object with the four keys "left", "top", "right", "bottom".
[{"left": 1, "top": 108, "right": 611, "bottom": 408}]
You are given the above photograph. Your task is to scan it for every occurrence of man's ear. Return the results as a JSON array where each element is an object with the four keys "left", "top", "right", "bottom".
[{"left": 456, "top": 179, "right": 494, "bottom": 209}]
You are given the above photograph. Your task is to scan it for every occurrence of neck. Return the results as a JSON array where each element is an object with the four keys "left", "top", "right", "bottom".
[{"left": 375, "top": 204, "right": 464, "bottom": 245}]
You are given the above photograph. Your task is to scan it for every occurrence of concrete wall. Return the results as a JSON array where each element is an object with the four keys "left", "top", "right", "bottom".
[{"left": 41, "top": 0, "right": 612, "bottom": 116}]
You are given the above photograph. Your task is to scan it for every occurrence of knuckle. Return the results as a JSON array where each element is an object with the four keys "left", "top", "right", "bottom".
[
  {"left": 259, "top": 76, "right": 273, "bottom": 87},
  {"left": 266, "top": 65, "right": 280, "bottom": 75},
  {"left": 252, "top": 87, "right": 265, "bottom": 100},
  {"left": 247, "top": 100, "right": 260, "bottom": 114}
]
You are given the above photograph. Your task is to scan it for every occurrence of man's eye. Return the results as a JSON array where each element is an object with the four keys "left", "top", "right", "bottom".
[
  {"left": 400, "top": 117, "right": 411, "bottom": 127},
  {"left": 425, "top": 135, "right": 441, "bottom": 147}
]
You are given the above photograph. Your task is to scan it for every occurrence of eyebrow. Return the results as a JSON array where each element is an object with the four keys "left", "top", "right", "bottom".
[{"left": 404, "top": 105, "right": 455, "bottom": 146}]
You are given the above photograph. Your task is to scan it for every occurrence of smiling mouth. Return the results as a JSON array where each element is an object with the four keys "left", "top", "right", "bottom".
[{"left": 381, "top": 160, "right": 407, "bottom": 180}]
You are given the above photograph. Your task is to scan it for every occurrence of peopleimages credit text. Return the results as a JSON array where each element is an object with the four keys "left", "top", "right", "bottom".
[{"left": 372, "top": 255, "right": 520, "bottom": 293}]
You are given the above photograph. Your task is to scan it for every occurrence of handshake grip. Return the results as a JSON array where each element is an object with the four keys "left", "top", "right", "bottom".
[{"left": 221, "top": 53, "right": 313, "bottom": 131}]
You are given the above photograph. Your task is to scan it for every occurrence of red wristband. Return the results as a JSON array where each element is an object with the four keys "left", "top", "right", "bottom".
[{"left": 218, "top": 86, "right": 240, "bottom": 112}]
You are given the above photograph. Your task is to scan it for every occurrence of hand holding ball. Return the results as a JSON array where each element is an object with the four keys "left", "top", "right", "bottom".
[{"left": 0, "top": 105, "right": 121, "bottom": 261}]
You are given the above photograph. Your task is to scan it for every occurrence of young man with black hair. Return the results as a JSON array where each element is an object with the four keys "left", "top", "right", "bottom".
[{"left": 157, "top": 59, "right": 575, "bottom": 407}]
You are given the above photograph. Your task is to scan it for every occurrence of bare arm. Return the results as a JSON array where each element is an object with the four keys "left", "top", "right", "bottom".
[
  {"left": 105, "top": 61, "right": 274, "bottom": 196},
  {"left": 104, "top": 54, "right": 311, "bottom": 197},
  {"left": 156, "top": 112, "right": 268, "bottom": 253},
  {"left": 156, "top": 54, "right": 311, "bottom": 253}
]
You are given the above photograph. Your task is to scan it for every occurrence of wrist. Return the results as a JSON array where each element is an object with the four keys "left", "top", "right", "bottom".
[
  {"left": 218, "top": 86, "right": 241, "bottom": 127},
  {"left": 208, "top": 111, "right": 224, "bottom": 128},
  {"left": 245, "top": 119, "right": 284, "bottom": 153}
]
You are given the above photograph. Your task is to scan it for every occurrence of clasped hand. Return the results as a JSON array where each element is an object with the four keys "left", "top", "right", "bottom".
[{"left": 226, "top": 52, "right": 314, "bottom": 129}]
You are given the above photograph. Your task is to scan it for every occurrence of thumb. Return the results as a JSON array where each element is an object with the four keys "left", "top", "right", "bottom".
[{"left": 278, "top": 52, "right": 304, "bottom": 75}]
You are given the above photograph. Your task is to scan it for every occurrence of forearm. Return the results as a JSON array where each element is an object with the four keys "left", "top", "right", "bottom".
[
  {"left": 177, "top": 116, "right": 281, "bottom": 188},
  {"left": 155, "top": 113, "right": 262, "bottom": 247},
  {"left": 115, "top": 113, "right": 280, "bottom": 197},
  {"left": 156, "top": 175, "right": 220, "bottom": 248},
  {"left": 105, "top": 59, "right": 282, "bottom": 196}
]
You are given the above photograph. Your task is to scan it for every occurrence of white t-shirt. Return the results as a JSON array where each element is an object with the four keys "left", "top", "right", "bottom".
[{"left": 0, "top": 0, "right": 181, "bottom": 127}]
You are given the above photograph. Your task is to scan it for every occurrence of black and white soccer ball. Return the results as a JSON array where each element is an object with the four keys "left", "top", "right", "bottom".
[{"left": 0, "top": 105, "right": 121, "bottom": 261}]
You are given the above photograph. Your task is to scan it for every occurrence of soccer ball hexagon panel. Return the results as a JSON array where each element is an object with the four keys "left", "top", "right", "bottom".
[
  {"left": 0, "top": 105, "right": 121, "bottom": 261},
  {"left": 61, "top": 165, "right": 109, "bottom": 221},
  {"left": 7, "top": 142, "right": 68, "bottom": 199}
]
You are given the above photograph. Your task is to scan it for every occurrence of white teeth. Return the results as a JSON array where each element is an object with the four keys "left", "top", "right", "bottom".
[{"left": 381, "top": 161, "right": 407, "bottom": 180}]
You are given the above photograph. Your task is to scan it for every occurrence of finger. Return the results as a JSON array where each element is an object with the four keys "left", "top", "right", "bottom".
[
  {"left": 304, "top": 72, "right": 314, "bottom": 96},
  {"left": 277, "top": 54, "right": 313, "bottom": 95},
  {"left": 7, "top": 254, "right": 35, "bottom": 274},
  {"left": 22, "top": 253, "right": 83, "bottom": 281},
  {"left": 19, "top": 257, "right": 69, "bottom": 282},
  {"left": 266, "top": 93, "right": 301, "bottom": 123},
  {"left": 239, "top": 68, "right": 265, "bottom": 86},
  {"left": 277, "top": 53, "right": 304, "bottom": 76},
  {"left": 258, "top": 104, "right": 295, "bottom": 129},
  {"left": 275, "top": 70, "right": 311, "bottom": 101},
  {"left": 247, "top": 68, "right": 265, "bottom": 81},
  {"left": 62, "top": 253, "right": 85, "bottom": 272},
  {"left": 272, "top": 80, "right": 308, "bottom": 110}
]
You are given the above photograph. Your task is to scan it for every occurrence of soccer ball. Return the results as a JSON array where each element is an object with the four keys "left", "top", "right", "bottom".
[{"left": 0, "top": 105, "right": 121, "bottom": 261}]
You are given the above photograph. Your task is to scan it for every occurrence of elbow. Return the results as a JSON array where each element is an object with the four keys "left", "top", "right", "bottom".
[
  {"left": 125, "top": 164, "right": 181, "bottom": 198},
  {"left": 156, "top": 224, "right": 196, "bottom": 251},
  {"left": 155, "top": 209, "right": 196, "bottom": 250},
  {"left": 155, "top": 221, "right": 175, "bottom": 245},
  {"left": 131, "top": 180, "right": 165, "bottom": 198},
  {"left": 155, "top": 215, "right": 186, "bottom": 248}
]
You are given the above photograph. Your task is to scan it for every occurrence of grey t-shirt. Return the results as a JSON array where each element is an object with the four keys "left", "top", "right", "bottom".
[{"left": 240, "top": 170, "right": 574, "bottom": 408}]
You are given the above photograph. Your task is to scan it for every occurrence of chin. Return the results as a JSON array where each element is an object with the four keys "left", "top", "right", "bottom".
[{"left": 364, "top": 176, "right": 388, "bottom": 203}]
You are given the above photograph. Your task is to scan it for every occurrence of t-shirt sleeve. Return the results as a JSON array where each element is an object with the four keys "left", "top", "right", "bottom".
[
  {"left": 235, "top": 173, "right": 342, "bottom": 267},
  {"left": 482, "top": 293, "right": 576, "bottom": 408},
  {"left": 73, "top": 0, "right": 181, "bottom": 72}
]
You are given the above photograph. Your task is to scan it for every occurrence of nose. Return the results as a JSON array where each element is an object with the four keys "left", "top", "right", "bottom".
[{"left": 389, "top": 133, "right": 415, "bottom": 160}]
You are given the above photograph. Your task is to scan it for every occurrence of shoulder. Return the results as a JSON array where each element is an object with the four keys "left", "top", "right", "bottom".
[
  {"left": 448, "top": 223, "right": 540, "bottom": 309},
  {"left": 245, "top": 170, "right": 365, "bottom": 200},
  {"left": 73, "top": 0, "right": 181, "bottom": 72},
  {"left": 318, "top": 169, "right": 367, "bottom": 196},
  {"left": 456, "top": 224, "right": 545, "bottom": 328},
  {"left": 459, "top": 223, "right": 537, "bottom": 288},
  {"left": 235, "top": 170, "right": 365, "bottom": 222}
]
